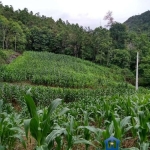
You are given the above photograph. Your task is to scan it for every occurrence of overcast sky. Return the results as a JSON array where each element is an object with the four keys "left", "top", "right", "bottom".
[{"left": 2, "top": 0, "right": 150, "bottom": 29}]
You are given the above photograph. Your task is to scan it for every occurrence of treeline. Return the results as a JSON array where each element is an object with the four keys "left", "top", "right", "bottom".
[{"left": 1, "top": 2, "right": 150, "bottom": 86}]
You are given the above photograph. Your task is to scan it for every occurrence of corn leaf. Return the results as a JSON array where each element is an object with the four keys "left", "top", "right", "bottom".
[
  {"left": 47, "top": 98, "right": 62, "bottom": 116},
  {"left": 24, "top": 119, "right": 31, "bottom": 138},
  {"left": 24, "top": 95, "right": 38, "bottom": 120}
]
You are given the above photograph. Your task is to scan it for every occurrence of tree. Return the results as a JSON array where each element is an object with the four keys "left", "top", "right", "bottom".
[
  {"left": 110, "top": 22, "right": 127, "bottom": 49},
  {"left": 80, "top": 30, "right": 93, "bottom": 60},
  {"left": 0, "top": 15, "right": 8, "bottom": 49},
  {"left": 29, "top": 26, "right": 51, "bottom": 51},
  {"left": 2, "top": 5, "right": 16, "bottom": 19},
  {"left": 93, "top": 27, "right": 112, "bottom": 65},
  {"left": 110, "top": 49, "right": 131, "bottom": 68},
  {"left": 139, "top": 56, "right": 150, "bottom": 86},
  {"left": 5, "top": 20, "right": 26, "bottom": 51}
]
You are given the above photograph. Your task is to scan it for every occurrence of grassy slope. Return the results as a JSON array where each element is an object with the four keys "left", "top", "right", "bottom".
[
  {"left": 0, "top": 50, "right": 8, "bottom": 64},
  {"left": 0, "top": 51, "right": 129, "bottom": 88},
  {"left": 0, "top": 49, "right": 18, "bottom": 64}
]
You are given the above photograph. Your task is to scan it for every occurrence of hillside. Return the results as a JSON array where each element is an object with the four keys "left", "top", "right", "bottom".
[
  {"left": 0, "top": 49, "right": 20, "bottom": 64},
  {"left": 124, "top": 10, "right": 150, "bottom": 32},
  {"left": 0, "top": 50, "right": 135, "bottom": 105},
  {"left": 0, "top": 51, "right": 127, "bottom": 89}
]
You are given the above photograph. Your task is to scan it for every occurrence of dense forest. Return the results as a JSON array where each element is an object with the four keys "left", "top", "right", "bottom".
[
  {"left": 0, "top": 1, "right": 150, "bottom": 86},
  {"left": 124, "top": 10, "right": 150, "bottom": 33}
]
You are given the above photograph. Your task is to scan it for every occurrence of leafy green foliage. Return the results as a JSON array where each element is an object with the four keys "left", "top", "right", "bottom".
[
  {"left": 139, "top": 56, "right": 150, "bottom": 86},
  {"left": 0, "top": 83, "right": 149, "bottom": 149},
  {"left": 0, "top": 50, "right": 6, "bottom": 60},
  {"left": 0, "top": 2, "right": 131, "bottom": 68},
  {"left": 0, "top": 2, "right": 150, "bottom": 149},
  {"left": 24, "top": 95, "right": 96, "bottom": 150},
  {"left": 0, "top": 100, "right": 25, "bottom": 150},
  {"left": 124, "top": 10, "right": 150, "bottom": 33},
  {"left": 0, "top": 82, "right": 134, "bottom": 105},
  {"left": 0, "top": 51, "right": 126, "bottom": 88},
  {"left": 0, "top": 49, "right": 19, "bottom": 64},
  {"left": 24, "top": 95, "right": 65, "bottom": 148},
  {"left": 23, "top": 92, "right": 150, "bottom": 149},
  {"left": 110, "top": 49, "right": 131, "bottom": 68},
  {"left": 110, "top": 22, "right": 127, "bottom": 49}
]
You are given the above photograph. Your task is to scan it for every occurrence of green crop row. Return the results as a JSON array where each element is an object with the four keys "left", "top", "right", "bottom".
[
  {"left": 0, "top": 51, "right": 125, "bottom": 88},
  {"left": 0, "top": 83, "right": 135, "bottom": 105}
]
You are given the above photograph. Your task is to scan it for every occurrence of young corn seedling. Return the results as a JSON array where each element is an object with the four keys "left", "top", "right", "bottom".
[
  {"left": 136, "top": 110, "right": 150, "bottom": 148},
  {"left": 0, "top": 100, "right": 25, "bottom": 150},
  {"left": 63, "top": 115, "right": 95, "bottom": 150},
  {"left": 24, "top": 94, "right": 69, "bottom": 149}
]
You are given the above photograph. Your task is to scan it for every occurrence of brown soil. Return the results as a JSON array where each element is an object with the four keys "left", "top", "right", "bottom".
[
  {"left": 72, "top": 144, "right": 96, "bottom": 150},
  {"left": 15, "top": 134, "right": 36, "bottom": 150},
  {"left": 14, "top": 135, "right": 138, "bottom": 150},
  {"left": 122, "top": 137, "right": 138, "bottom": 148},
  {"left": 11, "top": 98, "right": 22, "bottom": 112}
]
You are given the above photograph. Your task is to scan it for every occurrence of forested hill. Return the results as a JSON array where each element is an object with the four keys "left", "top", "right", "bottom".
[
  {"left": 124, "top": 10, "right": 150, "bottom": 32},
  {"left": 0, "top": 1, "right": 128, "bottom": 68},
  {"left": 0, "top": 1, "right": 111, "bottom": 62}
]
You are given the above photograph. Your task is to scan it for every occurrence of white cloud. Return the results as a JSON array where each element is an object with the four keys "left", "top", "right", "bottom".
[{"left": 2, "top": 0, "right": 150, "bottom": 29}]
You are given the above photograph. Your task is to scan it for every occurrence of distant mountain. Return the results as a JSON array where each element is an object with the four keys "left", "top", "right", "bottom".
[{"left": 124, "top": 10, "right": 150, "bottom": 32}]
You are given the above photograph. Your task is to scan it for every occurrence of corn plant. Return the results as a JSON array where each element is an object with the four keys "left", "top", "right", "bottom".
[
  {"left": 0, "top": 100, "right": 25, "bottom": 150},
  {"left": 24, "top": 94, "right": 70, "bottom": 149},
  {"left": 63, "top": 115, "right": 95, "bottom": 150},
  {"left": 112, "top": 115, "right": 132, "bottom": 141}
]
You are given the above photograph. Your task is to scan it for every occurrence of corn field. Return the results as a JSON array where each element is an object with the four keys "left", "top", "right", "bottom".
[
  {"left": 0, "top": 51, "right": 150, "bottom": 149},
  {"left": 0, "top": 90, "right": 150, "bottom": 150},
  {"left": 0, "top": 51, "right": 125, "bottom": 88}
]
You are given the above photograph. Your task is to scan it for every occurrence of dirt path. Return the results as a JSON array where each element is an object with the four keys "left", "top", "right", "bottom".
[{"left": 7, "top": 52, "right": 21, "bottom": 64}]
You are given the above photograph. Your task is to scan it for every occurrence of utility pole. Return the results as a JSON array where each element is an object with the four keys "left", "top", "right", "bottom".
[{"left": 136, "top": 52, "right": 139, "bottom": 90}]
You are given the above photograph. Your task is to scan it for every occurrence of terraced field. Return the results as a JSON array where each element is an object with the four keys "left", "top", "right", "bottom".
[{"left": 0, "top": 51, "right": 126, "bottom": 88}]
